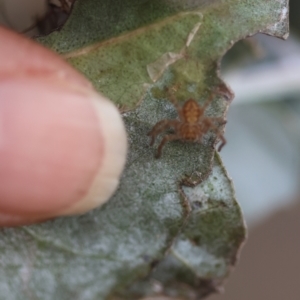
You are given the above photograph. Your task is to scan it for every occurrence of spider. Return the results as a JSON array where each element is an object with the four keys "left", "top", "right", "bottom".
[{"left": 148, "top": 91, "right": 227, "bottom": 158}]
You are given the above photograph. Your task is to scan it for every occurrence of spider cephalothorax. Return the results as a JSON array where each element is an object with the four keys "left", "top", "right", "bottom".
[{"left": 148, "top": 92, "right": 226, "bottom": 158}]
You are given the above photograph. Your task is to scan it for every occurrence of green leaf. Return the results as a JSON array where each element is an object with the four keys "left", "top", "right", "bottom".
[
  {"left": 109, "top": 154, "right": 245, "bottom": 299},
  {"left": 38, "top": 0, "right": 288, "bottom": 110},
  {"left": 0, "top": 0, "right": 288, "bottom": 299}
]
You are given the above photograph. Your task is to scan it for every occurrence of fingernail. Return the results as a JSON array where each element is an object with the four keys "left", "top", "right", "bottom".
[{"left": 58, "top": 85, "right": 128, "bottom": 216}]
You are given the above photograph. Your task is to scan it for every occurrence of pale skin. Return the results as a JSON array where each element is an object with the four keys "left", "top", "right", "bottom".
[
  {"left": 0, "top": 26, "right": 127, "bottom": 227},
  {"left": 148, "top": 91, "right": 227, "bottom": 158}
]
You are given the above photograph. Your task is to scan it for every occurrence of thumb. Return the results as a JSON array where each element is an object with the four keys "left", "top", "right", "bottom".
[{"left": 0, "top": 27, "right": 127, "bottom": 227}]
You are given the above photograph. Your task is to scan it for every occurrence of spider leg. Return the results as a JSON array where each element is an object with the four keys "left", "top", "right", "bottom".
[
  {"left": 148, "top": 120, "right": 178, "bottom": 146},
  {"left": 201, "top": 91, "right": 216, "bottom": 111},
  {"left": 156, "top": 133, "right": 179, "bottom": 158},
  {"left": 209, "top": 122, "right": 227, "bottom": 151},
  {"left": 202, "top": 88, "right": 228, "bottom": 112},
  {"left": 209, "top": 117, "right": 227, "bottom": 126},
  {"left": 210, "top": 117, "right": 227, "bottom": 128},
  {"left": 165, "top": 87, "right": 185, "bottom": 120},
  {"left": 205, "top": 114, "right": 227, "bottom": 151},
  {"left": 217, "top": 134, "right": 226, "bottom": 151},
  {"left": 202, "top": 117, "right": 227, "bottom": 152}
]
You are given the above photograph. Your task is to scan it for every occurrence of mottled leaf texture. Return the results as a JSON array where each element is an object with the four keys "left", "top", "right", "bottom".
[{"left": 0, "top": 1, "right": 288, "bottom": 300}]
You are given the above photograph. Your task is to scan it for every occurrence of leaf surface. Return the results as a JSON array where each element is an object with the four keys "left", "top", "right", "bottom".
[{"left": 0, "top": 1, "right": 288, "bottom": 299}]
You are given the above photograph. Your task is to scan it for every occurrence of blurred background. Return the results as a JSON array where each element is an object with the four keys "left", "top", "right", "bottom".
[{"left": 0, "top": 0, "right": 299, "bottom": 299}]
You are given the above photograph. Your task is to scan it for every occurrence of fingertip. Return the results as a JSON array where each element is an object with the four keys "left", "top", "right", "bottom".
[
  {"left": 0, "top": 78, "right": 127, "bottom": 226},
  {"left": 0, "top": 27, "right": 127, "bottom": 227}
]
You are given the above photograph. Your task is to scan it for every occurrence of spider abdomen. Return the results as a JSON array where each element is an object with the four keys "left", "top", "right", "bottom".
[{"left": 179, "top": 124, "right": 201, "bottom": 141}]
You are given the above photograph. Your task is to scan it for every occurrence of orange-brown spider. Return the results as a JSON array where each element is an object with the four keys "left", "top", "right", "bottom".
[{"left": 148, "top": 91, "right": 227, "bottom": 158}]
